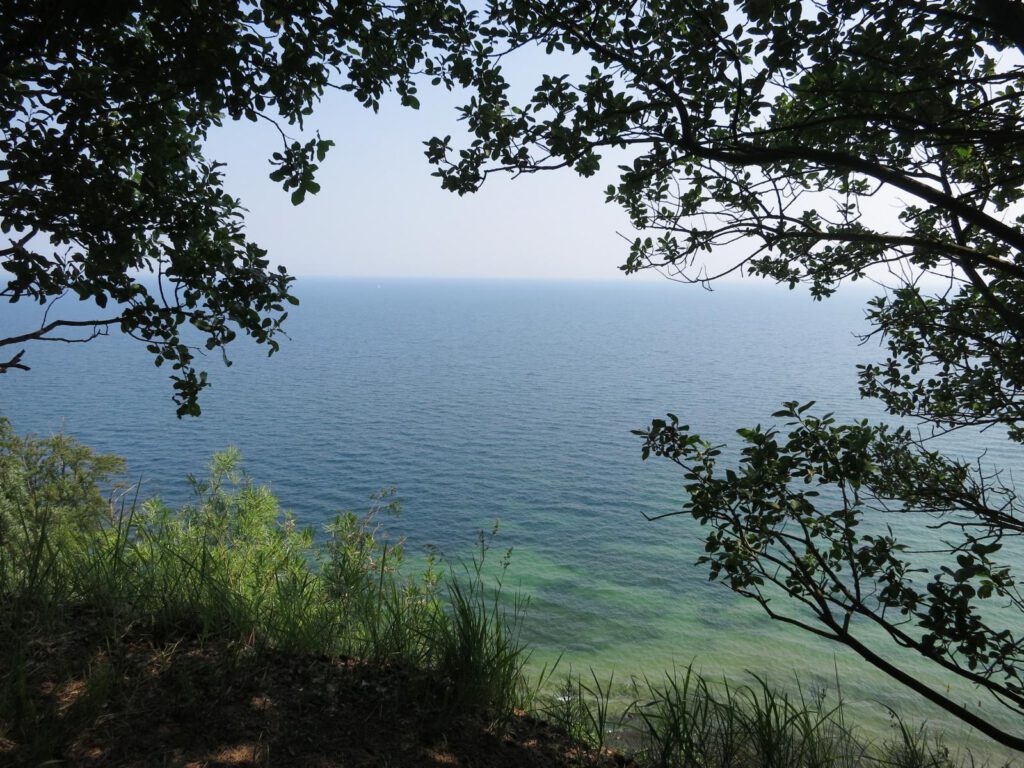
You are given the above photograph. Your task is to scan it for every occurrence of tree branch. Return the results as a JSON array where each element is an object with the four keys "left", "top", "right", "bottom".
[
  {"left": 832, "top": 621, "right": 1024, "bottom": 752},
  {"left": 0, "top": 317, "right": 121, "bottom": 348},
  {"left": 0, "top": 349, "right": 29, "bottom": 374}
]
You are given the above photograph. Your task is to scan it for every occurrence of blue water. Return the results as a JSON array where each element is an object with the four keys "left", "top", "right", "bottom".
[{"left": 2, "top": 278, "right": 1020, "bottom": 758}]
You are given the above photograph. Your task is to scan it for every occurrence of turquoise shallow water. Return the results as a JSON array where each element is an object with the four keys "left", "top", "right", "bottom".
[{"left": 2, "top": 278, "right": 1021, "bottom": 759}]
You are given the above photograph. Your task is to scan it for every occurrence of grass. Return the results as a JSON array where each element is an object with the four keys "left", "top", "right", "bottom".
[
  {"left": 0, "top": 421, "right": 998, "bottom": 767},
  {"left": 435, "top": 532, "right": 532, "bottom": 713},
  {"left": 526, "top": 664, "right": 979, "bottom": 768}
]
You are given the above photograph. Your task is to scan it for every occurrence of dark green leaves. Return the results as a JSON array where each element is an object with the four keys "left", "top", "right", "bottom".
[
  {"left": 637, "top": 401, "right": 1024, "bottom": 745},
  {"left": 1, "top": 0, "right": 478, "bottom": 416}
]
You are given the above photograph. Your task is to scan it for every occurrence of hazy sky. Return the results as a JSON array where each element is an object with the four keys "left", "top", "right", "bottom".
[
  {"left": 199, "top": 46, "right": 923, "bottom": 289},
  {"left": 203, "top": 59, "right": 648, "bottom": 282}
]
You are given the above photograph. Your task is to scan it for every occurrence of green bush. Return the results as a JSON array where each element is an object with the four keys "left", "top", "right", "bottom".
[
  {"left": 0, "top": 417, "right": 124, "bottom": 605},
  {"left": 0, "top": 424, "right": 532, "bottom": 720}
]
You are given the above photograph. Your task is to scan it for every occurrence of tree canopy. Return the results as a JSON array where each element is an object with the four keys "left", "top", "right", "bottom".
[
  {"left": 0, "top": 0, "right": 484, "bottom": 415},
  {"left": 421, "top": 0, "right": 1024, "bottom": 751}
]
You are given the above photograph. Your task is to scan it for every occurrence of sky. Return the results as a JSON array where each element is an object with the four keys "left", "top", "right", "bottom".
[
  {"left": 198, "top": 51, "right": 916, "bottom": 288},
  {"left": 202, "top": 57, "right": 648, "bottom": 282}
]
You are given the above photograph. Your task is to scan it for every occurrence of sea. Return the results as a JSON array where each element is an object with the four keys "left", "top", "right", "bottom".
[{"left": 2, "top": 278, "right": 1021, "bottom": 759}]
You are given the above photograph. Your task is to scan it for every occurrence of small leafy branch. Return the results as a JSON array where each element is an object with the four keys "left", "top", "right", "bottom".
[{"left": 636, "top": 403, "right": 1024, "bottom": 750}]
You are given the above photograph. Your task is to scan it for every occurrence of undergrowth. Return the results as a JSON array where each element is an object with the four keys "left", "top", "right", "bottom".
[
  {"left": 531, "top": 665, "right": 987, "bottom": 768},
  {"left": 0, "top": 422, "right": 529, "bottom": 747},
  {"left": 0, "top": 421, "right": 999, "bottom": 767}
]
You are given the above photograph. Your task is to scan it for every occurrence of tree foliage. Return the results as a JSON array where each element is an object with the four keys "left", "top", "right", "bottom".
[
  {"left": 422, "top": 0, "right": 1024, "bottom": 750},
  {"left": 0, "top": 0, "right": 484, "bottom": 415}
]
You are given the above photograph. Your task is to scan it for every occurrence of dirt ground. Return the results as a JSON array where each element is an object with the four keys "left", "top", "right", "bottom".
[{"left": 0, "top": 611, "right": 635, "bottom": 768}]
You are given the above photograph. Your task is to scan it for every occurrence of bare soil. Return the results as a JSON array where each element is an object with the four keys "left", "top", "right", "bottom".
[{"left": 0, "top": 610, "right": 635, "bottom": 768}]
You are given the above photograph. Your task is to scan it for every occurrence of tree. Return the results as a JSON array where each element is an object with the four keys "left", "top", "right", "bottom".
[
  {"left": 0, "top": 0, "right": 486, "bottom": 415},
  {"left": 424, "top": 0, "right": 1024, "bottom": 750}
]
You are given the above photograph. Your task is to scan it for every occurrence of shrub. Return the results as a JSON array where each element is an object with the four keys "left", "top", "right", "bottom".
[{"left": 0, "top": 425, "right": 533, "bottom": 721}]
